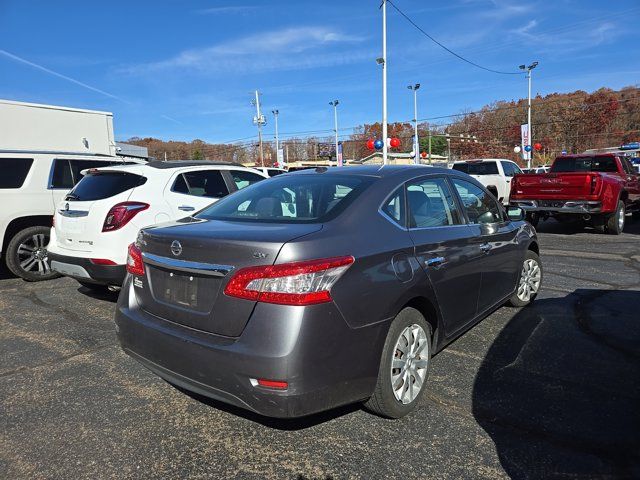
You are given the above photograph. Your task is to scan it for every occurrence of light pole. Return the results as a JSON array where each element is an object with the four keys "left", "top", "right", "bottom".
[
  {"left": 251, "top": 90, "right": 266, "bottom": 167},
  {"left": 407, "top": 83, "right": 420, "bottom": 164},
  {"left": 272, "top": 109, "right": 279, "bottom": 165},
  {"left": 519, "top": 61, "right": 538, "bottom": 169},
  {"left": 381, "top": 0, "right": 388, "bottom": 164},
  {"left": 329, "top": 100, "right": 339, "bottom": 165}
]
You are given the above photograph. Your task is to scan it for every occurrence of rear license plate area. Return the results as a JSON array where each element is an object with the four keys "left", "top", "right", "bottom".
[{"left": 161, "top": 271, "right": 199, "bottom": 308}]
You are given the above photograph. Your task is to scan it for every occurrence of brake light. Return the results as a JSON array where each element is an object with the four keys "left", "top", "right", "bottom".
[
  {"left": 126, "top": 243, "right": 145, "bottom": 276},
  {"left": 224, "top": 256, "right": 354, "bottom": 306},
  {"left": 102, "top": 202, "right": 149, "bottom": 232},
  {"left": 90, "top": 258, "right": 118, "bottom": 266},
  {"left": 589, "top": 174, "right": 599, "bottom": 195}
]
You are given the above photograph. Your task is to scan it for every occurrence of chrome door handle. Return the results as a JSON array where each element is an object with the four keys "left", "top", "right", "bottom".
[
  {"left": 425, "top": 256, "right": 445, "bottom": 267},
  {"left": 480, "top": 243, "right": 492, "bottom": 253},
  {"left": 178, "top": 205, "right": 195, "bottom": 212}
]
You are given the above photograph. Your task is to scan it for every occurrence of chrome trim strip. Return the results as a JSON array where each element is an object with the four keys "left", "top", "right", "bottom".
[
  {"left": 58, "top": 209, "right": 89, "bottom": 218},
  {"left": 141, "top": 252, "right": 234, "bottom": 278}
]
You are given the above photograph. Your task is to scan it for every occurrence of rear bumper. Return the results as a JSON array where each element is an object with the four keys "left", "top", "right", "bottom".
[
  {"left": 511, "top": 199, "right": 603, "bottom": 214},
  {"left": 49, "top": 252, "right": 126, "bottom": 286},
  {"left": 115, "top": 277, "right": 388, "bottom": 418}
]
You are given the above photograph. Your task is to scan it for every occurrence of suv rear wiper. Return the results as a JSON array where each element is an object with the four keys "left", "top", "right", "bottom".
[{"left": 65, "top": 193, "right": 80, "bottom": 200}]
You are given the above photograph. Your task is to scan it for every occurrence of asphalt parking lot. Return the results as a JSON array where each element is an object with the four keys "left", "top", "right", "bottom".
[{"left": 1, "top": 220, "right": 639, "bottom": 479}]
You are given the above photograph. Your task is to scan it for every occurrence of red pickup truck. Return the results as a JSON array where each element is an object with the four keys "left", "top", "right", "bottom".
[{"left": 510, "top": 153, "right": 640, "bottom": 234}]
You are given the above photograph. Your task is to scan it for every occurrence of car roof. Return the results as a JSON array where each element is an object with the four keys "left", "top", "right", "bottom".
[
  {"left": 81, "top": 161, "right": 263, "bottom": 177},
  {"left": 146, "top": 160, "right": 244, "bottom": 169},
  {"left": 453, "top": 158, "right": 512, "bottom": 163},
  {"left": 286, "top": 164, "right": 451, "bottom": 178}
]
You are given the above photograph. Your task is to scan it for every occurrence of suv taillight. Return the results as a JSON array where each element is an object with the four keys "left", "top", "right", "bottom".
[
  {"left": 224, "top": 256, "right": 354, "bottom": 306},
  {"left": 126, "top": 243, "right": 145, "bottom": 276},
  {"left": 102, "top": 202, "right": 149, "bottom": 232}
]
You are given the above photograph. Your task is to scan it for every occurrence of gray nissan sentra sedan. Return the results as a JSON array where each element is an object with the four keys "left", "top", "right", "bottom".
[{"left": 115, "top": 165, "right": 542, "bottom": 419}]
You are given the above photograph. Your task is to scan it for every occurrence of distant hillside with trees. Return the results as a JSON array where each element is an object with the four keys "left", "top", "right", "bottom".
[{"left": 125, "top": 85, "right": 639, "bottom": 166}]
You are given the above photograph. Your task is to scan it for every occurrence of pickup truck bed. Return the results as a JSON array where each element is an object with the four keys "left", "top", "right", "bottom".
[{"left": 510, "top": 154, "right": 640, "bottom": 234}]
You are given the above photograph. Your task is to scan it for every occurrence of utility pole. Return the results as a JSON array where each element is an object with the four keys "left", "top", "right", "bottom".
[
  {"left": 252, "top": 90, "right": 266, "bottom": 167},
  {"left": 329, "top": 100, "right": 340, "bottom": 165},
  {"left": 381, "top": 0, "right": 388, "bottom": 165},
  {"left": 428, "top": 131, "right": 432, "bottom": 164},
  {"left": 407, "top": 83, "right": 420, "bottom": 164},
  {"left": 519, "top": 61, "right": 538, "bottom": 169},
  {"left": 272, "top": 109, "right": 280, "bottom": 166}
]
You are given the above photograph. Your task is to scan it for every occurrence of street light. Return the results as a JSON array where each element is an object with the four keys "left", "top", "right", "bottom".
[
  {"left": 271, "top": 109, "right": 280, "bottom": 165},
  {"left": 519, "top": 61, "right": 539, "bottom": 169},
  {"left": 407, "top": 83, "right": 421, "bottom": 164},
  {"left": 329, "top": 100, "right": 340, "bottom": 165}
]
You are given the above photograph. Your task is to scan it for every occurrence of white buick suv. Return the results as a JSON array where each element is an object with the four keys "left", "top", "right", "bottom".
[{"left": 48, "top": 160, "right": 267, "bottom": 290}]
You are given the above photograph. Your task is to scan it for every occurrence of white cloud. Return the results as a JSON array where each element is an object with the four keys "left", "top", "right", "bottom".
[{"left": 123, "top": 27, "right": 367, "bottom": 75}]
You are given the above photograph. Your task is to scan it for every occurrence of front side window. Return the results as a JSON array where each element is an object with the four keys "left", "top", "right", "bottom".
[
  {"left": 197, "top": 174, "right": 372, "bottom": 223},
  {"left": 451, "top": 178, "right": 502, "bottom": 224},
  {"left": 172, "top": 170, "right": 229, "bottom": 198},
  {"left": 230, "top": 170, "right": 266, "bottom": 190},
  {"left": 501, "top": 161, "right": 521, "bottom": 177},
  {"left": 0, "top": 158, "right": 34, "bottom": 189},
  {"left": 407, "top": 177, "right": 461, "bottom": 228},
  {"left": 381, "top": 186, "right": 406, "bottom": 227}
]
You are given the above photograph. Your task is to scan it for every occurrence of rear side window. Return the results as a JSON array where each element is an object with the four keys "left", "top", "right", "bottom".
[
  {"left": 197, "top": 174, "right": 372, "bottom": 223},
  {"left": 407, "top": 177, "right": 461, "bottom": 228},
  {"left": 0, "top": 158, "right": 33, "bottom": 188},
  {"left": 172, "top": 170, "right": 229, "bottom": 198},
  {"left": 66, "top": 172, "right": 146, "bottom": 201},
  {"left": 382, "top": 187, "right": 406, "bottom": 227},
  {"left": 230, "top": 170, "right": 265, "bottom": 190},
  {"left": 452, "top": 162, "right": 499, "bottom": 175},
  {"left": 551, "top": 156, "right": 618, "bottom": 173}
]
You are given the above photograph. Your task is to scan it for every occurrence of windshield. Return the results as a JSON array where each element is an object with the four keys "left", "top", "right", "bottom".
[
  {"left": 196, "top": 174, "right": 373, "bottom": 223},
  {"left": 551, "top": 156, "right": 618, "bottom": 173},
  {"left": 66, "top": 172, "right": 146, "bottom": 201},
  {"left": 452, "top": 162, "right": 498, "bottom": 175}
]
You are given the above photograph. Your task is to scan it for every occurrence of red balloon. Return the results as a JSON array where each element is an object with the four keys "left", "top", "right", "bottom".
[
  {"left": 533, "top": 142, "right": 542, "bottom": 151},
  {"left": 420, "top": 151, "right": 427, "bottom": 158},
  {"left": 390, "top": 137, "right": 401, "bottom": 148},
  {"left": 366, "top": 139, "right": 375, "bottom": 150}
]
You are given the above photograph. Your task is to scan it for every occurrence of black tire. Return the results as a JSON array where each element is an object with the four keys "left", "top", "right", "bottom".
[
  {"left": 5, "top": 226, "right": 60, "bottom": 282},
  {"left": 364, "top": 307, "right": 433, "bottom": 419},
  {"left": 605, "top": 200, "right": 625, "bottom": 235},
  {"left": 525, "top": 212, "right": 540, "bottom": 227},
  {"left": 507, "top": 250, "right": 542, "bottom": 307}
]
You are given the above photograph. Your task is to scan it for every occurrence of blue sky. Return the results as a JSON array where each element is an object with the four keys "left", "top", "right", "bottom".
[{"left": 1, "top": 0, "right": 638, "bottom": 144}]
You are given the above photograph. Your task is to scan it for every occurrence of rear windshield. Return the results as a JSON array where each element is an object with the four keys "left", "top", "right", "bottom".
[
  {"left": 551, "top": 156, "right": 618, "bottom": 173},
  {"left": 0, "top": 158, "right": 33, "bottom": 188},
  {"left": 452, "top": 162, "right": 498, "bottom": 175},
  {"left": 196, "top": 174, "right": 373, "bottom": 223},
  {"left": 66, "top": 172, "right": 146, "bottom": 201}
]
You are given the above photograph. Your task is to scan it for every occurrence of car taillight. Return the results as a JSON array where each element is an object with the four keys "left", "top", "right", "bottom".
[
  {"left": 102, "top": 202, "right": 149, "bottom": 232},
  {"left": 126, "top": 243, "right": 145, "bottom": 276},
  {"left": 224, "top": 256, "right": 354, "bottom": 306},
  {"left": 90, "top": 258, "right": 118, "bottom": 266},
  {"left": 589, "top": 174, "right": 599, "bottom": 195}
]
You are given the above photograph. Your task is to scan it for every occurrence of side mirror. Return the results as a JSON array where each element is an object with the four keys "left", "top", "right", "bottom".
[{"left": 507, "top": 206, "right": 525, "bottom": 222}]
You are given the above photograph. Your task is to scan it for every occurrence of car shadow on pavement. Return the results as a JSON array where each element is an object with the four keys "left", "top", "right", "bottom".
[
  {"left": 76, "top": 285, "right": 119, "bottom": 303},
  {"left": 173, "top": 385, "right": 362, "bottom": 431},
  {"left": 472, "top": 289, "right": 640, "bottom": 479},
  {"left": 536, "top": 217, "right": 640, "bottom": 235}
]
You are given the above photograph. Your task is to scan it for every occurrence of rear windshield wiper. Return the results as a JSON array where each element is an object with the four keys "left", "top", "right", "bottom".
[{"left": 65, "top": 193, "right": 80, "bottom": 200}]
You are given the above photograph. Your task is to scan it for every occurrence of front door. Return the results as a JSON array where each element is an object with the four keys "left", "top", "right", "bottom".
[
  {"left": 450, "top": 177, "right": 521, "bottom": 313},
  {"left": 406, "top": 175, "right": 483, "bottom": 336}
]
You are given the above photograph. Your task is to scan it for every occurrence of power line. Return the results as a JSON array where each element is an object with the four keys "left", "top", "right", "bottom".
[{"left": 386, "top": 0, "right": 524, "bottom": 76}]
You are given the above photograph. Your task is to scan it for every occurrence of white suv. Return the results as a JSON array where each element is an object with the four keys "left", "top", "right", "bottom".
[
  {"left": 451, "top": 159, "right": 523, "bottom": 205},
  {"left": 0, "top": 153, "right": 142, "bottom": 281},
  {"left": 48, "top": 161, "right": 267, "bottom": 289}
]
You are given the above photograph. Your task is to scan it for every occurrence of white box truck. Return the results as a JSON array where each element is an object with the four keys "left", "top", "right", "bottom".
[{"left": 0, "top": 99, "right": 142, "bottom": 281}]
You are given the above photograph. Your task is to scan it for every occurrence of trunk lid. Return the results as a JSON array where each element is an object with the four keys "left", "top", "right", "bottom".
[
  {"left": 135, "top": 219, "right": 322, "bottom": 337},
  {"left": 512, "top": 172, "right": 598, "bottom": 200}
]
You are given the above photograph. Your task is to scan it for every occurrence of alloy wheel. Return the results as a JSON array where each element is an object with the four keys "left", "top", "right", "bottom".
[
  {"left": 517, "top": 258, "right": 541, "bottom": 302},
  {"left": 390, "top": 324, "right": 429, "bottom": 405},
  {"left": 618, "top": 204, "right": 625, "bottom": 232},
  {"left": 17, "top": 233, "right": 51, "bottom": 276}
]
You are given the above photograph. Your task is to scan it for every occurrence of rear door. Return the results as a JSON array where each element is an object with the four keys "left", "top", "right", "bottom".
[
  {"left": 164, "top": 168, "right": 230, "bottom": 217},
  {"left": 450, "top": 177, "right": 521, "bottom": 313},
  {"left": 406, "top": 175, "right": 482, "bottom": 335}
]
